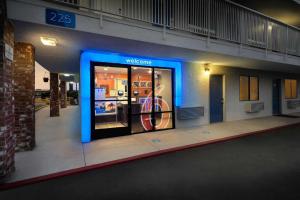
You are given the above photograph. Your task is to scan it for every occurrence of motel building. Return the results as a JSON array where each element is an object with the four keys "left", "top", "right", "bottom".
[{"left": 0, "top": 0, "right": 300, "bottom": 182}]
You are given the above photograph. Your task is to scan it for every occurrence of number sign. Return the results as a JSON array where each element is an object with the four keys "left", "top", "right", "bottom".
[{"left": 46, "top": 8, "right": 76, "bottom": 28}]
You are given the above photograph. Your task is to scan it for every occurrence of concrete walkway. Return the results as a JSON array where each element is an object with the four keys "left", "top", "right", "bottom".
[{"left": 6, "top": 106, "right": 300, "bottom": 182}]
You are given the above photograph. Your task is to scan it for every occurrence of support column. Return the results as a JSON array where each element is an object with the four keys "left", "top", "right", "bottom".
[
  {"left": 50, "top": 73, "right": 59, "bottom": 117},
  {"left": 60, "top": 80, "right": 67, "bottom": 108},
  {"left": 0, "top": 1, "right": 15, "bottom": 179},
  {"left": 13, "top": 42, "right": 35, "bottom": 151}
]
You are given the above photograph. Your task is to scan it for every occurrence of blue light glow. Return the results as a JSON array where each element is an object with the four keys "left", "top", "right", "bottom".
[{"left": 80, "top": 51, "right": 182, "bottom": 142}]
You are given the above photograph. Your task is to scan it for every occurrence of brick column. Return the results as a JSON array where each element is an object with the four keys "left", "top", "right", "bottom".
[
  {"left": 13, "top": 42, "right": 35, "bottom": 151},
  {"left": 50, "top": 73, "right": 59, "bottom": 116},
  {"left": 60, "top": 80, "right": 67, "bottom": 108},
  {"left": 0, "top": 1, "right": 15, "bottom": 179}
]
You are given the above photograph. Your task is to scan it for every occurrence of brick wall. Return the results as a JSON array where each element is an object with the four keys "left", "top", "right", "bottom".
[
  {"left": 13, "top": 43, "right": 35, "bottom": 151},
  {"left": 0, "top": 1, "right": 15, "bottom": 178},
  {"left": 50, "top": 73, "right": 59, "bottom": 117},
  {"left": 60, "top": 80, "right": 67, "bottom": 108}
]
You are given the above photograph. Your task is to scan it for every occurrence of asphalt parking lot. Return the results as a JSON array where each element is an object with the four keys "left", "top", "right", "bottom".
[{"left": 1, "top": 124, "right": 300, "bottom": 200}]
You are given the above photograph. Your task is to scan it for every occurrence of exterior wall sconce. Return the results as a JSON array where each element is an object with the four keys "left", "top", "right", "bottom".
[{"left": 204, "top": 63, "right": 210, "bottom": 75}]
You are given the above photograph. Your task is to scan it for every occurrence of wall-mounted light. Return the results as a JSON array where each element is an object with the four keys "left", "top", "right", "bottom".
[
  {"left": 63, "top": 73, "right": 71, "bottom": 77},
  {"left": 40, "top": 37, "right": 57, "bottom": 46},
  {"left": 104, "top": 67, "right": 108, "bottom": 71},
  {"left": 43, "top": 71, "right": 49, "bottom": 82},
  {"left": 204, "top": 63, "right": 210, "bottom": 75}
]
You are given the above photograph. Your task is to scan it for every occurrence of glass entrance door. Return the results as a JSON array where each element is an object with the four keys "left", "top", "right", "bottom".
[
  {"left": 154, "top": 68, "right": 174, "bottom": 130},
  {"left": 92, "top": 64, "right": 130, "bottom": 139},
  {"left": 131, "top": 67, "right": 154, "bottom": 133},
  {"left": 91, "top": 63, "right": 175, "bottom": 139},
  {"left": 131, "top": 67, "right": 174, "bottom": 133}
]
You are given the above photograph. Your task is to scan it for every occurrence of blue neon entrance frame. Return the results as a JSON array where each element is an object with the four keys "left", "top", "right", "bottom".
[{"left": 80, "top": 51, "right": 182, "bottom": 143}]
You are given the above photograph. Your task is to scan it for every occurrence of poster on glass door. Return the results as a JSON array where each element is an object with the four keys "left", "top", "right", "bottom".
[{"left": 95, "top": 88, "right": 106, "bottom": 100}]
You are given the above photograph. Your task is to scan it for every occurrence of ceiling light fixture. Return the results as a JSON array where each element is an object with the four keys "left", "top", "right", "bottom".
[
  {"left": 63, "top": 74, "right": 71, "bottom": 77},
  {"left": 40, "top": 37, "right": 57, "bottom": 46}
]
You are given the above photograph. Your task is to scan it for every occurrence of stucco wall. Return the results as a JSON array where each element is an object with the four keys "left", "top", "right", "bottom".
[
  {"left": 176, "top": 62, "right": 300, "bottom": 128},
  {"left": 176, "top": 62, "right": 209, "bottom": 128},
  {"left": 223, "top": 68, "right": 272, "bottom": 121},
  {"left": 35, "top": 61, "right": 50, "bottom": 90}
]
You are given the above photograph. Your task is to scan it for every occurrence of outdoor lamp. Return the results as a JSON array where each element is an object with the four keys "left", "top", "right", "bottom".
[{"left": 204, "top": 64, "right": 210, "bottom": 75}]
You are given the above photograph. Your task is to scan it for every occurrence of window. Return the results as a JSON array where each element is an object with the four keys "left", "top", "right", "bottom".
[
  {"left": 249, "top": 77, "right": 259, "bottom": 101},
  {"left": 285, "top": 79, "right": 297, "bottom": 99},
  {"left": 240, "top": 76, "right": 259, "bottom": 101},
  {"left": 240, "top": 76, "right": 249, "bottom": 101}
]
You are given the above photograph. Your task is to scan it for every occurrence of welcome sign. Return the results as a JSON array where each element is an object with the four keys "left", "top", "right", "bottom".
[{"left": 123, "top": 57, "right": 153, "bottom": 66}]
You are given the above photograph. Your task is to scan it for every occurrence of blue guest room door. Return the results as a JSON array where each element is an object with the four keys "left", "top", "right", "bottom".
[
  {"left": 210, "top": 75, "right": 224, "bottom": 123},
  {"left": 272, "top": 79, "right": 281, "bottom": 115}
]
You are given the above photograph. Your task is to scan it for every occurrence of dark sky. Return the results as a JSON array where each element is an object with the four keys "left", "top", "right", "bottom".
[{"left": 231, "top": 0, "right": 300, "bottom": 28}]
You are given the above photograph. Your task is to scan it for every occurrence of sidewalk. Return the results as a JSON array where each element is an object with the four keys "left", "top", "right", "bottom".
[{"left": 5, "top": 106, "right": 300, "bottom": 183}]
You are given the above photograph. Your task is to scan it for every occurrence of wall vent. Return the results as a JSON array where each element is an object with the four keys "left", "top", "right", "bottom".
[
  {"left": 244, "top": 102, "right": 264, "bottom": 113},
  {"left": 287, "top": 100, "right": 300, "bottom": 109},
  {"left": 177, "top": 107, "right": 204, "bottom": 120}
]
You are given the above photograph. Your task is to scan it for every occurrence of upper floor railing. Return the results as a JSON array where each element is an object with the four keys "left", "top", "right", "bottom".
[{"left": 49, "top": 0, "right": 300, "bottom": 57}]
